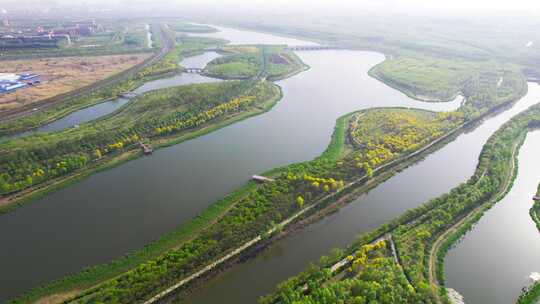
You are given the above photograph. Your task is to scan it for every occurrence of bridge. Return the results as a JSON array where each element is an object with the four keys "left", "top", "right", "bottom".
[
  {"left": 285, "top": 45, "right": 341, "bottom": 51},
  {"left": 184, "top": 67, "right": 204, "bottom": 74}
]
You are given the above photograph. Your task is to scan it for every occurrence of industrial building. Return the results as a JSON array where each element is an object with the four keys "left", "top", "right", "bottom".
[
  {"left": 0, "top": 35, "right": 62, "bottom": 49},
  {"left": 0, "top": 73, "right": 40, "bottom": 94}
]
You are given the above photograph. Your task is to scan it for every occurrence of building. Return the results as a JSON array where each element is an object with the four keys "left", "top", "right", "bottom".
[
  {"left": 0, "top": 73, "right": 19, "bottom": 82},
  {"left": 0, "top": 81, "right": 27, "bottom": 93},
  {"left": 19, "top": 73, "right": 39, "bottom": 81},
  {"left": 2, "top": 18, "right": 9, "bottom": 27},
  {"left": 0, "top": 73, "right": 40, "bottom": 94}
]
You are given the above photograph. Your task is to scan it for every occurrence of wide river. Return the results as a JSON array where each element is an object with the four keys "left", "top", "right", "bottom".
[{"left": 0, "top": 26, "right": 536, "bottom": 303}]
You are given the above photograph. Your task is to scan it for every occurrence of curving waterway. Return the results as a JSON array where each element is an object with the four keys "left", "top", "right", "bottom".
[
  {"left": 445, "top": 131, "right": 540, "bottom": 304},
  {"left": 0, "top": 25, "right": 525, "bottom": 302}
]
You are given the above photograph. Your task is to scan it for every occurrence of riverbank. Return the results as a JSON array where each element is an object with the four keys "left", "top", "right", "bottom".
[
  {"left": 529, "top": 184, "right": 540, "bottom": 232},
  {"left": 432, "top": 135, "right": 523, "bottom": 297},
  {"left": 0, "top": 80, "right": 282, "bottom": 214}
]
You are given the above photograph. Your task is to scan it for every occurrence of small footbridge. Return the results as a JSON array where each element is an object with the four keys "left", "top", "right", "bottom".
[
  {"left": 285, "top": 45, "right": 341, "bottom": 51},
  {"left": 184, "top": 67, "right": 204, "bottom": 74},
  {"left": 119, "top": 92, "right": 139, "bottom": 98},
  {"left": 139, "top": 142, "right": 153, "bottom": 155}
]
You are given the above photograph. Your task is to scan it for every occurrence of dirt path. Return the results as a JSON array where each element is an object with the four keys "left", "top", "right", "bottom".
[{"left": 427, "top": 140, "right": 520, "bottom": 303}]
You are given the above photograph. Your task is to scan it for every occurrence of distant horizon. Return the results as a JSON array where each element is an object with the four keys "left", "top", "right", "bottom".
[{"left": 1, "top": 0, "right": 540, "bottom": 18}]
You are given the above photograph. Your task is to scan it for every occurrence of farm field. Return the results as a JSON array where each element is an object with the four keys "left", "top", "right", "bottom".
[
  {"left": 0, "top": 53, "right": 150, "bottom": 112},
  {"left": 0, "top": 31, "right": 226, "bottom": 136}
]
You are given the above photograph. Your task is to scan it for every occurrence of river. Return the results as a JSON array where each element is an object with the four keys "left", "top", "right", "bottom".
[
  {"left": 445, "top": 131, "right": 540, "bottom": 304},
  {"left": 0, "top": 25, "right": 513, "bottom": 302}
]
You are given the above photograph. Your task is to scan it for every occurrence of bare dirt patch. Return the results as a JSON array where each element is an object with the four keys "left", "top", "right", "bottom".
[
  {"left": 0, "top": 53, "right": 150, "bottom": 112},
  {"left": 34, "top": 290, "right": 81, "bottom": 304}
]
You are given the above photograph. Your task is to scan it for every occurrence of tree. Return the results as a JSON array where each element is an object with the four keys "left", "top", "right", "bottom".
[
  {"left": 363, "top": 163, "right": 373, "bottom": 178},
  {"left": 296, "top": 196, "right": 305, "bottom": 209}
]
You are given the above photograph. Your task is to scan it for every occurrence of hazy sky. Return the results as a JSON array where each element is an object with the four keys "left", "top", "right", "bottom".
[
  {"left": 2, "top": 0, "right": 540, "bottom": 16},
  {"left": 188, "top": 0, "right": 540, "bottom": 14}
]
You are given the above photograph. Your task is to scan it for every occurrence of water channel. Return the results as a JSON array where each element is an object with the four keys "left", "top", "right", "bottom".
[{"left": 445, "top": 131, "right": 540, "bottom": 304}]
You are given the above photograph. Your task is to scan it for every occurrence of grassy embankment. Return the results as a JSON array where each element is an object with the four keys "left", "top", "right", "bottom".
[
  {"left": 0, "top": 34, "right": 223, "bottom": 136},
  {"left": 9, "top": 107, "right": 463, "bottom": 304},
  {"left": 369, "top": 55, "right": 524, "bottom": 108},
  {"left": 260, "top": 91, "right": 539, "bottom": 304}
]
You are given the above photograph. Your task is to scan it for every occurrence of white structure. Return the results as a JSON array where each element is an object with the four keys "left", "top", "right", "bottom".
[
  {"left": 530, "top": 272, "right": 540, "bottom": 282},
  {"left": 446, "top": 288, "right": 466, "bottom": 304},
  {"left": 0, "top": 73, "right": 19, "bottom": 82}
]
